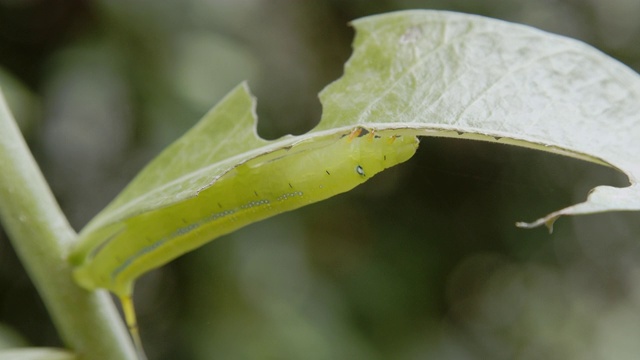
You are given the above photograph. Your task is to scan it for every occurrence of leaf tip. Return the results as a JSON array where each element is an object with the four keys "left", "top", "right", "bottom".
[{"left": 515, "top": 216, "right": 558, "bottom": 234}]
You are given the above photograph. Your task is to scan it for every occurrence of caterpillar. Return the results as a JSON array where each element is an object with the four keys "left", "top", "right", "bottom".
[{"left": 71, "top": 127, "right": 419, "bottom": 358}]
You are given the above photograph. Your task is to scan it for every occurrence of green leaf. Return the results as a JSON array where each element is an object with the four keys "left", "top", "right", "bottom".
[
  {"left": 0, "top": 348, "right": 76, "bottom": 360},
  {"left": 321, "top": 10, "right": 640, "bottom": 230},
  {"left": 71, "top": 83, "right": 274, "bottom": 262},
  {"left": 74, "top": 10, "right": 639, "bottom": 284}
]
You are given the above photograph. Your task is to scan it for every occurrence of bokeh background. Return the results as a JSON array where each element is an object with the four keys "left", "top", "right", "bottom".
[{"left": 1, "top": 1, "right": 640, "bottom": 359}]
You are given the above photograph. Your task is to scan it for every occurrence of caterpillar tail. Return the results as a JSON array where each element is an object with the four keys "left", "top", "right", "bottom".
[{"left": 120, "top": 295, "right": 148, "bottom": 360}]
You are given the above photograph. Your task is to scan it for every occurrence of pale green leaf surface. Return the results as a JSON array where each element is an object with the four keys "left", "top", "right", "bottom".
[
  {"left": 0, "top": 348, "right": 76, "bottom": 360},
  {"left": 76, "top": 10, "right": 639, "bottom": 256},
  {"left": 319, "top": 10, "right": 640, "bottom": 229}
]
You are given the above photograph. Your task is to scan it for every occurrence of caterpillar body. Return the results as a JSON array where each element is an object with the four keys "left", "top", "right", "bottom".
[
  {"left": 72, "top": 127, "right": 418, "bottom": 296},
  {"left": 71, "top": 127, "right": 418, "bottom": 358}
]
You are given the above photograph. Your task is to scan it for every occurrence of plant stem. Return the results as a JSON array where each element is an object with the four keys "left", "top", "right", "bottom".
[{"left": 0, "top": 90, "right": 138, "bottom": 359}]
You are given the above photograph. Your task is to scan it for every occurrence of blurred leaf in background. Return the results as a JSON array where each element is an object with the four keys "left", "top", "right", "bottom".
[{"left": 1, "top": 1, "right": 640, "bottom": 359}]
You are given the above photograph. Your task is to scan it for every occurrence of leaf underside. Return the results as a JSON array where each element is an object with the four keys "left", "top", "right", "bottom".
[{"left": 77, "top": 10, "right": 640, "bottom": 254}]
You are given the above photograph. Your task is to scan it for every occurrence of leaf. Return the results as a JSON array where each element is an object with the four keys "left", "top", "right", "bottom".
[
  {"left": 318, "top": 10, "right": 640, "bottom": 230},
  {"left": 74, "top": 10, "right": 639, "bottom": 276},
  {"left": 72, "top": 83, "right": 301, "bottom": 260}
]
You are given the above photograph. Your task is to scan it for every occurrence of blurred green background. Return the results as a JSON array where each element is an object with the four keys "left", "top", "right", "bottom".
[{"left": 1, "top": 1, "right": 640, "bottom": 359}]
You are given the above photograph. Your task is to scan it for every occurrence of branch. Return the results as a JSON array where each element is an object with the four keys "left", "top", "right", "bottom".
[{"left": 0, "top": 90, "right": 137, "bottom": 360}]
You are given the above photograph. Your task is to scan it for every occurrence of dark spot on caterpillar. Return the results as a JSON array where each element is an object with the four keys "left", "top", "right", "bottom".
[
  {"left": 384, "top": 155, "right": 387, "bottom": 161},
  {"left": 288, "top": 182, "right": 293, "bottom": 188},
  {"left": 494, "top": 136, "right": 502, "bottom": 141},
  {"left": 374, "top": 134, "right": 381, "bottom": 139},
  {"left": 326, "top": 170, "right": 331, "bottom": 175},
  {"left": 359, "top": 128, "right": 370, "bottom": 137},
  {"left": 181, "top": 218, "right": 188, "bottom": 224},
  {"left": 356, "top": 165, "right": 365, "bottom": 177},
  {"left": 254, "top": 190, "right": 259, "bottom": 197},
  {"left": 456, "top": 131, "right": 464, "bottom": 136},
  {"left": 217, "top": 203, "right": 222, "bottom": 208}
]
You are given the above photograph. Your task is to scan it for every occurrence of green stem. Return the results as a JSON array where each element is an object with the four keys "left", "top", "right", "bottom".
[{"left": 0, "top": 90, "right": 137, "bottom": 359}]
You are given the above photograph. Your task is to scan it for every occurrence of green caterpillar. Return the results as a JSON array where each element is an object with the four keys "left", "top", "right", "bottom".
[{"left": 71, "top": 126, "right": 418, "bottom": 358}]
